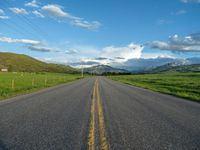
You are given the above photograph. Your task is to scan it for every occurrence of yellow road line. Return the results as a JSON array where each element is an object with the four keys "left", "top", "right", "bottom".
[
  {"left": 88, "top": 79, "right": 97, "bottom": 150},
  {"left": 88, "top": 79, "right": 109, "bottom": 150},
  {"left": 96, "top": 79, "right": 109, "bottom": 150}
]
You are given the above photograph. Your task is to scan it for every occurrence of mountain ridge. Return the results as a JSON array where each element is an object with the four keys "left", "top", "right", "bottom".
[
  {"left": 114, "top": 57, "right": 200, "bottom": 72},
  {"left": 148, "top": 63, "right": 200, "bottom": 73},
  {"left": 83, "top": 65, "right": 129, "bottom": 75}
]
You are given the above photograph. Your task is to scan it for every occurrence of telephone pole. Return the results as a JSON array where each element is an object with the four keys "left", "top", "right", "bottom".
[{"left": 81, "top": 65, "right": 84, "bottom": 77}]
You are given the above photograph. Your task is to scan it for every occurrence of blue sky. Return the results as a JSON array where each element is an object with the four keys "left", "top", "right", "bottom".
[{"left": 0, "top": 0, "right": 200, "bottom": 67}]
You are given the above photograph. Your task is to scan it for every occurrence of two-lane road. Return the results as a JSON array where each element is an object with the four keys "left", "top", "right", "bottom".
[{"left": 0, "top": 77, "right": 199, "bottom": 150}]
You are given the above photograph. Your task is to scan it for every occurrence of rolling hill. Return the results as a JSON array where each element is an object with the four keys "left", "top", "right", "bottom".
[{"left": 0, "top": 52, "right": 78, "bottom": 73}]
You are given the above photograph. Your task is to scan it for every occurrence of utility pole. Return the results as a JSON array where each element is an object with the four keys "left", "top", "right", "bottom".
[
  {"left": 45, "top": 76, "right": 47, "bottom": 86},
  {"left": 32, "top": 78, "right": 34, "bottom": 86},
  {"left": 81, "top": 65, "right": 84, "bottom": 78}
]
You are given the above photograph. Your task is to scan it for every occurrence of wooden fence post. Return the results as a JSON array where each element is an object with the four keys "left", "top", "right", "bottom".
[
  {"left": 12, "top": 79, "right": 15, "bottom": 89},
  {"left": 45, "top": 77, "right": 47, "bottom": 86},
  {"left": 32, "top": 78, "right": 34, "bottom": 86}
]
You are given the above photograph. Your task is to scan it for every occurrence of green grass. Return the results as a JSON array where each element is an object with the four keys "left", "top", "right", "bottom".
[
  {"left": 108, "top": 72, "right": 200, "bottom": 102},
  {"left": 0, "top": 72, "right": 83, "bottom": 100}
]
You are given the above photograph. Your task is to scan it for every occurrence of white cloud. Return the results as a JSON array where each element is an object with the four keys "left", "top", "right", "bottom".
[
  {"left": 9, "top": 8, "right": 29, "bottom": 15},
  {"left": 180, "top": 0, "right": 200, "bottom": 3},
  {"left": 141, "top": 53, "right": 175, "bottom": 59},
  {"left": 174, "top": 10, "right": 187, "bottom": 15},
  {"left": 0, "top": 9, "right": 4, "bottom": 15},
  {"left": 149, "top": 33, "right": 200, "bottom": 52},
  {"left": 0, "top": 16, "right": 9, "bottom": 19},
  {"left": 157, "top": 19, "right": 172, "bottom": 25},
  {"left": 70, "top": 43, "right": 144, "bottom": 68},
  {"left": 41, "top": 4, "right": 101, "bottom": 30},
  {"left": 177, "top": 10, "right": 187, "bottom": 15},
  {"left": 25, "top": 0, "right": 39, "bottom": 8},
  {"left": 80, "top": 58, "right": 110, "bottom": 67},
  {"left": 101, "top": 43, "right": 144, "bottom": 61},
  {"left": 32, "top": 10, "right": 44, "bottom": 18},
  {"left": 0, "top": 36, "right": 40, "bottom": 45},
  {"left": 0, "top": 35, "right": 59, "bottom": 53},
  {"left": 42, "top": 4, "right": 71, "bottom": 18},
  {"left": 71, "top": 20, "right": 101, "bottom": 30},
  {"left": 0, "top": 9, "right": 9, "bottom": 19},
  {"left": 27, "top": 45, "right": 58, "bottom": 52},
  {"left": 0, "top": 34, "right": 60, "bottom": 53},
  {"left": 70, "top": 61, "right": 100, "bottom": 67},
  {"left": 65, "top": 49, "right": 78, "bottom": 55}
]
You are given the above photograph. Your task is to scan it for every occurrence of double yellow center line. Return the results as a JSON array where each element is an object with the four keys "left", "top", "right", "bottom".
[{"left": 88, "top": 78, "right": 109, "bottom": 150}]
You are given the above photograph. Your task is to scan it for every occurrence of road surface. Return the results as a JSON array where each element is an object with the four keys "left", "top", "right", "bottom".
[{"left": 0, "top": 77, "right": 199, "bottom": 150}]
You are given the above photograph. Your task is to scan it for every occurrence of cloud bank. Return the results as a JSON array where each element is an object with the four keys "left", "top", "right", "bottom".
[
  {"left": 101, "top": 43, "right": 144, "bottom": 61},
  {"left": 149, "top": 33, "right": 200, "bottom": 52},
  {"left": 0, "top": 36, "right": 40, "bottom": 45},
  {"left": 70, "top": 43, "right": 144, "bottom": 68},
  {"left": 27, "top": 45, "right": 57, "bottom": 52},
  {"left": 0, "top": 35, "right": 59, "bottom": 52}
]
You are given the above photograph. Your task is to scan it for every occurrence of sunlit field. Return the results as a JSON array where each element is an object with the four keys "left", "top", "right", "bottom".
[
  {"left": 0, "top": 72, "right": 82, "bottom": 100},
  {"left": 109, "top": 72, "right": 200, "bottom": 102}
]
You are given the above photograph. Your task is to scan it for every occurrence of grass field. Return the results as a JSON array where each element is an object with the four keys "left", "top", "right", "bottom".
[
  {"left": 108, "top": 72, "right": 200, "bottom": 102},
  {"left": 0, "top": 72, "right": 83, "bottom": 100}
]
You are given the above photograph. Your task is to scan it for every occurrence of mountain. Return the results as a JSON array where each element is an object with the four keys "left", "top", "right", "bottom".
[
  {"left": 113, "top": 57, "right": 200, "bottom": 72},
  {"left": 113, "top": 58, "right": 175, "bottom": 72},
  {"left": 83, "top": 65, "right": 129, "bottom": 75},
  {"left": 148, "top": 63, "right": 200, "bottom": 73},
  {"left": 185, "top": 57, "right": 200, "bottom": 64},
  {"left": 166, "top": 58, "right": 200, "bottom": 67},
  {"left": 0, "top": 52, "right": 78, "bottom": 73}
]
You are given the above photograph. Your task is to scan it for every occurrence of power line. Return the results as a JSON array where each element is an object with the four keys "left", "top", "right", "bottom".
[
  {"left": 0, "top": 1, "right": 37, "bottom": 38},
  {"left": 1, "top": 0, "right": 48, "bottom": 40},
  {"left": 0, "top": 20, "right": 31, "bottom": 38}
]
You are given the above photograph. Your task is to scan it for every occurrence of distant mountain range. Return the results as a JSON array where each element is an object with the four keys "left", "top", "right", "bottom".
[
  {"left": 83, "top": 65, "right": 129, "bottom": 75},
  {"left": 83, "top": 57, "right": 200, "bottom": 74},
  {"left": 112, "top": 57, "right": 200, "bottom": 72},
  {"left": 0, "top": 52, "right": 78, "bottom": 73},
  {"left": 148, "top": 63, "right": 200, "bottom": 73}
]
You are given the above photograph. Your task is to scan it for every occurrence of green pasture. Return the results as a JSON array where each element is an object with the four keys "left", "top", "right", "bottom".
[
  {"left": 0, "top": 72, "right": 82, "bottom": 100},
  {"left": 109, "top": 72, "right": 200, "bottom": 102}
]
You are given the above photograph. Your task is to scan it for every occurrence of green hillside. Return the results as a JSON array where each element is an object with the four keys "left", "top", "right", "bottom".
[
  {"left": 0, "top": 52, "right": 77, "bottom": 73},
  {"left": 149, "top": 64, "right": 200, "bottom": 73}
]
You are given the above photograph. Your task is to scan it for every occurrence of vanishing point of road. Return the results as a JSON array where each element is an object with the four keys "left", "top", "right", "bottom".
[{"left": 0, "top": 77, "right": 199, "bottom": 150}]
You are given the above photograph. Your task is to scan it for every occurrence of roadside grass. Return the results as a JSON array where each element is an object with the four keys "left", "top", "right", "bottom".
[
  {"left": 0, "top": 72, "right": 83, "bottom": 100},
  {"left": 108, "top": 72, "right": 200, "bottom": 102}
]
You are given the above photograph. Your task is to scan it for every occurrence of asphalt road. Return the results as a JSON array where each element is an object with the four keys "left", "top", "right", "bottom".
[{"left": 0, "top": 77, "right": 199, "bottom": 150}]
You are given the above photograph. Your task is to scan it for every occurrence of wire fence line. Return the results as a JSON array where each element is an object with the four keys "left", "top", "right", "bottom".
[{"left": 0, "top": 72, "right": 82, "bottom": 99}]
